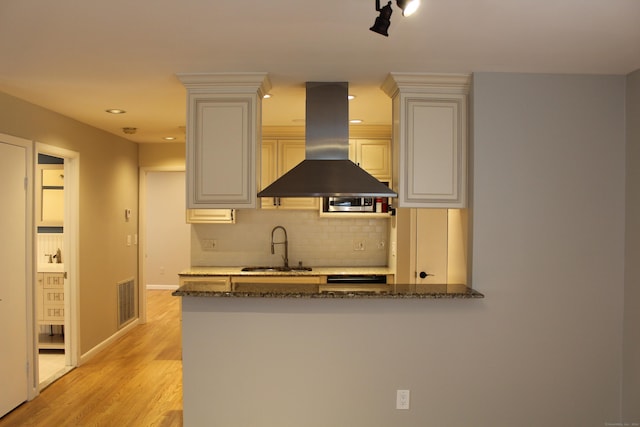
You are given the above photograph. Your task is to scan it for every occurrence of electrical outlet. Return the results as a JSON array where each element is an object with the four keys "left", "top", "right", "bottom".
[
  {"left": 202, "top": 239, "right": 217, "bottom": 250},
  {"left": 353, "top": 240, "right": 365, "bottom": 251},
  {"left": 396, "top": 390, "right": 410, "bottom": 410}
]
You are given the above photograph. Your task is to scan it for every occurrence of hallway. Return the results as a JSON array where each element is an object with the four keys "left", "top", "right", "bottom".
[{"left": 0, "top": 290, "right": 182, "bottom": 426}]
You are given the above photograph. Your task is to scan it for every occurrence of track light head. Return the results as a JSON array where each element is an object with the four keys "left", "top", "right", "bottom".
[
  {"left": 370, "top": 0, "right": 392, "bottom": 36},
  {"left": 370, "top": 0, "right": 419, "bottom": 36},
  {"left": 396, "top": 0, "right": 420, "bottom": 16}
]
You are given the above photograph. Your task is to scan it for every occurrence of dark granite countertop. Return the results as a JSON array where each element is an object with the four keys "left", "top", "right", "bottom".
[{"left": 172, "top": 283, "right": 484, "bottom": 299}]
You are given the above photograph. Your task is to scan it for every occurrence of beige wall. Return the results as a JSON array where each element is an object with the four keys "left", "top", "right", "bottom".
[
  {"left": 623, "top": 69, "right": 640, "bottom": 422},
  {"left": 0, "top": 91, "right": 139, "bottom": 355},
  {"left": 138, "top": 142, "right": 185, "bottom": 169}
]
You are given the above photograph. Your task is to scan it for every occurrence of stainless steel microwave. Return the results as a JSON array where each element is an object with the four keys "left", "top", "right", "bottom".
[{"left": 323, "top": 196, "right": 375, "bottom": 212}]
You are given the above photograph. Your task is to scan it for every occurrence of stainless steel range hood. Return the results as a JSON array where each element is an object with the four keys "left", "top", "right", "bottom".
[{"left": 257, "top": 82, "right": 397, "bottom": 198}]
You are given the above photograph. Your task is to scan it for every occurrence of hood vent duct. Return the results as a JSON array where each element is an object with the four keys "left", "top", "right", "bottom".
[{"left": 257, "top": 82, "right": 397, "bottom": 198}]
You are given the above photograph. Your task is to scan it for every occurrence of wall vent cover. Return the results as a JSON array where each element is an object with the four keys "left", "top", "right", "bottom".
[{"left": 117, "top": 278, "right": 136, "bottom": 329}]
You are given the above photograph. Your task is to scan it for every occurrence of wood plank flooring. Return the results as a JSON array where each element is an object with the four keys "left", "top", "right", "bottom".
[{"left": 0, "top": 290, "right": 183, "bottom": 427}]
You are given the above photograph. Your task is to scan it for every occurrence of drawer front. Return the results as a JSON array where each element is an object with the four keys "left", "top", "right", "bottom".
[
  {"left": 180, "top": 276, "right": 231, "bottom": 292},
  {"left": 44, "top": 289, "right": 65, "bottom": 303},
  {"left": 43, "top": 305, "right": 64, "bottom": 322},
  {"left": 231, "top": 276, "right": 321, "bottom": 285},
  {"left": 44, "top": 274, "right": 64, "bottom": 288}
]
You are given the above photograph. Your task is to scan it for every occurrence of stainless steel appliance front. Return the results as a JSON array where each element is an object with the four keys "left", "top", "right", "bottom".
[{"left": 324, "top": 196, "right": 375, "bottom": 212}]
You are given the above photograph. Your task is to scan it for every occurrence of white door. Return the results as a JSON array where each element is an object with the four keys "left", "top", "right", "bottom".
[{"left": 0, "top": 137, "right": 30, "bottom": 417}]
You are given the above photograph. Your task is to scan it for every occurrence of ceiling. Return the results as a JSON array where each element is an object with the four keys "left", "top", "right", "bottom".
[{"left": 1, "top": 0, "right": 639, "bottom": 144}]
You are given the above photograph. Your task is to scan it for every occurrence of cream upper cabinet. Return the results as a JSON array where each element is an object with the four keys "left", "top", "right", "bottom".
[
  {"left": 349, "top": 139, "right": 391, "bottom": 181},
  {"left": 382, "top": 73, "right": 470, "bottom": 208},
  {"left": 178, "top": 73, "right": 271, "bottom": 209},
  {"left": 261, "top": 139, "right": 318, "bottom": 210}
]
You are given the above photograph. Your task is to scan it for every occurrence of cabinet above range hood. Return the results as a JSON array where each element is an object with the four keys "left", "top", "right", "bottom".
[{"left": 257, "top": 82, "right": 397, "bottom": 198}]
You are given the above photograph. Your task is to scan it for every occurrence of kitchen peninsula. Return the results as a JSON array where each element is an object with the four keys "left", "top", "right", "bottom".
[{"left": 173, "top": 269, "right": 482, "bottom": 426}]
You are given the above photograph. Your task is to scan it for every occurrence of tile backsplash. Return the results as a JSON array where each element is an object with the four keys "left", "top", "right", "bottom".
[
  {"left": 191, "top": 209, "right": 389, "bottom": 267},
  {"left": 38, "top": 233, "right": 64, "bottom": 265}
]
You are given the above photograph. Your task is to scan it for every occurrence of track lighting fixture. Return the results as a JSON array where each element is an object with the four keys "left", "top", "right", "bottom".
[
  {"left": 370, "top": 0, "right": 420, "bottom": 36},
  {"left": 370, "top": 0, "right": 392, "bottom": 36},
  {"left": 396, "top": 0, "right": 420, "bottom": 16}
]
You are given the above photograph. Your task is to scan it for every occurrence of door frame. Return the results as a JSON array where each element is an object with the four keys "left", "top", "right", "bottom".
[{"left": 35, "top": 143, "right": 80, "bottom": 384}]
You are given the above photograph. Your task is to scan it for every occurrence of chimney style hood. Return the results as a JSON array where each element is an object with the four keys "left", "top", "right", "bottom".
[{"left": 257, "top": 82, "right": 397, "bottom": 198}]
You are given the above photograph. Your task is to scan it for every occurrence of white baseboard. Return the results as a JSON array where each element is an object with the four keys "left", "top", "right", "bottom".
[
  {"left": 146, "top": 284, "right": 179, "bottom": 290},
  {"left": 79, "top": 319, "right": 139, "bottom": 365}
]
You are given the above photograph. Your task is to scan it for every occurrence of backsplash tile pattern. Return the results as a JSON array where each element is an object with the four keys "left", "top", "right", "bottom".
[
  {"left": 38, "top": 233, "right": 64, "bottom": 265},
  {"left": 191, "top": 210, "right": 389, "bottom": 267}
]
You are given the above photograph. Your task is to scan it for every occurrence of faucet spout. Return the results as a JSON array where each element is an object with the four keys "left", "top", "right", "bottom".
[
  {"left": 53, "top": 248, "right": 62, "bottom": 264},
  {"left": 270, "top": 226, "right": 288, "bottom": 268}
]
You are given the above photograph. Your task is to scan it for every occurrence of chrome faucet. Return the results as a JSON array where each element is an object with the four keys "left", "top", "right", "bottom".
[
  {"left": 54, "top": 248, "right": 62, "bottom": 264},
  {"left": 270, "top": 226, "right": 288, "bottom": 268}
]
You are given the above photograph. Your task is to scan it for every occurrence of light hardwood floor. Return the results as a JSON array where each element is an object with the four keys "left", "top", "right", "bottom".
[{"left": 0, "top": 290, "right": 183, "bottom": 426}]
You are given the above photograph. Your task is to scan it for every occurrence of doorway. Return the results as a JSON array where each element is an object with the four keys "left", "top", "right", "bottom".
[
  {"left": 35, "top": 143, "right": 79, "bottom": 389},
  {"left": 138, "top": 168, "right": 189, "bottom": 323}
]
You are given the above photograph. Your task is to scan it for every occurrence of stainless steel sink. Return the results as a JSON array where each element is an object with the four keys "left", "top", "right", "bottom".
[{"left": 241, "top": 266, "right": 312, "bottom": 272}]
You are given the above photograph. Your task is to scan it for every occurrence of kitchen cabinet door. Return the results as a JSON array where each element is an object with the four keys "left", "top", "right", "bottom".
[
  {"left": 260, "top": 139, "right": 318, "bottom": 210},
  {"left": 383, "top": 73, "right": 470, "bottom": 208},
  {"left": 277, "top": 141, "right": 318, "bottom": 209},
  {"left": 349, "top": 139, "right": 391, "bottom": 181},
  {"left": 415, "top": 209, "right": 448, "bottom": 284},
  {"left": 179, "top": 73, "right": 270, "bottom": 209},
  {"left": 394, "top": 208, "right": 469, "bottom": 286},
  {"left": 260, "top": 139, "right": 278, "bottom": 209}
]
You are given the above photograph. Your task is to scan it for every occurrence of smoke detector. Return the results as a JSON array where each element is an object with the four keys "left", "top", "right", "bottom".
[{"left": 122, "top": 127, "right": 137, "bottom": 134}]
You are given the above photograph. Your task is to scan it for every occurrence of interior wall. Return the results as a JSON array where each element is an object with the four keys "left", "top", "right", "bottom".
[
  {"left": 0, "top": 91, "right": 139, "bottom": 355},
  {"left": 623, "top": 69, "right": 640, "bottom": 422},
  {"left": 138, "top": 143, "right": 185, "bottom": 169},
  {"left": 182, "top": 72, "right": 627, "bottom": 426},
  {"left": 145, "top": 171, "right": 190, "bottom": 288},
  {"left": 470, "top": 72, "right": 626, "bottom": 424}
]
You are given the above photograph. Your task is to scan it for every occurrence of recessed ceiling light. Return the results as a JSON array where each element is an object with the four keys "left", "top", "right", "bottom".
[
  {"left": 348, "top": 95, "right": 355, "bottom": 100},
  {"left": 106, "top": 109, "right": 126, "bottom": 114},
  {"left": 350, "top": 119, "right": 363, "bottom": 124},
  {"left": 163, "top": 136, "right": 176, "bottom": 141},
  {"left": 263, "top": 94, "right": 272, "bottom": 99}
]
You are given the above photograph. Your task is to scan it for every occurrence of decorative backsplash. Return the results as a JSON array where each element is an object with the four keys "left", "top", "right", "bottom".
[
  {"left": 38, "top": 233, "right": 64, "bottom": 265},
  {"left": 191, "top": 209, "right": 389, "bottom": 267}
]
